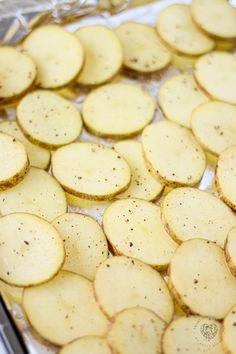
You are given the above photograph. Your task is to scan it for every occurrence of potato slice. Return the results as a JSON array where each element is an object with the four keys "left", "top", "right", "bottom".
[
  {"left": 107, "top": 307, "right": 166, "bottom": 354},
  {"left": 75, "top": 25, "right": 122, "bottom": 85},
  {"left": 171, "top": 53, "right": 197, "bottom": 70},
  {"left": 0, "top": 213, "right": 64, "bottom": 287},
  {"left": 225, "top": 227, "right": 236, "bottom": 277},
  {"left": 0, "top": 280, "right": 23, "bottom": 304},
  {"left": 0, "top": 167, "right": 67, "bottom": 221},
  {"left": 216, "top": 146, "right": 236, "bottom": 211},
  {"left": 0, "top": 121, "right": 50, "bottom": 169},
  {"left": 162, "top": 316, "right": 225, "bottom": 354},
  {"left": 142, "top": 121, "right": 206, "bottom": 187},
  {"left": 0, "top": 132, "right": 29, "bottom": 191},
  {"left": 161, "top": 187, "right": 236, "bottom": 248},
  {"left": 191, "top": 0, "right": 236, "bottom": 40},
  {"left": 156, "top": 4, "right": 215, "bottom": 56},
  {"left": 114, "top": 140, "right": 163, "bottom": 200},
  {"left": 52, "top": 213, "right": 108, "bottom": 280},
  {"left": 195, "top": 52, "right": 236, "bottom": 105},
  {"left": 82, "top": 83, "right": 155, "bottom": 138},
  {"left": 17, "top": 90, "right": 82, "bottom": 149},
  {"left": 23, "top": 271, "right": 109, "bottom": 345},
  {"left": 66, "top": 192, "right": 109, "bottom": 208},
  {"left": 60, "top": 336, "right": 112, "bottom": 354},
  {"left": 115, "top": 22, "right": 170, "bottom": 73},
  {"left": 103, "top": 199, "right": 177, "bottom": 269},
  {"left": 51, "top": 142, "right": 131, "bottom": 200},
  {"left": 169, "top": 239, "right": 236, "bottom": 319},
  {"left": 22, "top": 25, "right": 84, "bottom": 89},
  {"left": 222, "top": 305, "right": 236, "bottom": 354},
  {"left": 158, "top": 74, "right": 209, "bottom": 128},
  {"left": 94, "top": 256, "right": 174, "bottom": 322}
]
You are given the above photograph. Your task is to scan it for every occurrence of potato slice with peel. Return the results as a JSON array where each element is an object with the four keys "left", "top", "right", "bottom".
[
  {"left": 52, "top": 213, "right": 108, "bottom": 280},
  {"left": 66, "top": 192, "right": 109, "bottom": 208},
  {"left": 158, "top": 74, "right": 209, "bottom": 128},
  {"left": 17, "top": 90, "right": 82, "bottom": 149},
  {"left": 0, "top": 167, "right": 67, "bottom": 221},
  {"left": 0, "top": 213, "right": 64, "bottom": 287},
  {"left": 169, "top": 239, "right": 236, "bottom": 319},
  {"left": 60, "top": 336, "right": 111, "bottom": 354},
  {"left": 192, "top": 101, "right": 236, "bottom": 156},
  {"left": 103, "top": 199, "right": 177, "bottom": 270},
  {"left": 75, "top": 25, "right": 123, "bottom": 85},
  {"left": 23, "top": 25, "right": 84, "bottom": 89},
  {"left": 161, "top": 187, "right": 236, "bottom": 248},
  {"left": 107, "top": 307, "right": 166, "bottom": 354},
  {"left": 222, "top": 305, "right": 236, "bottom": 354},
  {"left": 82, "top": 83, "right": 155, "bottom": 138},
  {"left": 0, "top": 121, "right": 50, "bottom": 169},
  {"left": 114, "top": 141, "right": 163, "bottom": 201},
  {"left": 115, "top": 22, "right": 170, "bottom": 73},
  {"left": 195, "top": 52, "right": 236, "bottom": 105},
  {"left": 51, "top": 142, "right": 131, "bottom": 200},
  {"left": 94, "top": 256, "right": 174, "bottom": 322},
  {"left": 157, "top": 4, "right": 215, "bottom": 56},
  {"left": 162, "top": 316, "right": 225, "bottom": 354},
  {"left": 142, "top": 121, "right": 206, "bottom": 187},
  {"left": 225, "top": 227, "right": 236, "bottom": 278},
  {"left": 0, "top": 132, "right": 29, "bottom": 191},
  {"left": 23, "top": 271, "right": 109, "bottom": 345}
]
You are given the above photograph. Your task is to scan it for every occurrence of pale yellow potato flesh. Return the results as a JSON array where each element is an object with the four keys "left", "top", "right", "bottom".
[
  {"left": 222, "top": 305, "right": 236, "bottom": 354},
  {"left": 225, "top": 226, "right": 236, "bottom": 278},
  {"left": 66, "top": 192, "right": 109, "bottom": 208},
  {"left": 171, "top": 52, "right": 197, "bottom": 70},
  {"left": 0, "top": 280, "right": 23, "bottom": 304},
  {"left": 60, "top": 336, "right": 112, "bottom": 354}
]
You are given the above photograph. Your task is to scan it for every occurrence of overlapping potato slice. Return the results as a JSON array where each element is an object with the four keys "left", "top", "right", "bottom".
[
  {"left": 60, "top": 336, "right": 112, "bottom": 354},
  {"left": 0, "top": 280, "right": 23, "bottom": 304},
  {"left": 222, "top": 305, "right": 236, "bottom": 354},
  {"left": 225, "top": 226, "right": 236, "bottom": 277}
]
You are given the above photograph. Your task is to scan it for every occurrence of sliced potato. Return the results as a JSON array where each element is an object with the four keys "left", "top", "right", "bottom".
[
  {"left": 115, "top": 22, "right": 170, "bottom": 73},
  {"left": 162, "top": 316, "right": 225, "bottom": 354},
  {"left": 0, "top": 167, "right": 67, "bottom": 221},
  {"left": 158, "top": 74, "right": 209, "bottom": 128},
  {"left": 225, "top": 226, "right": 236, "bottom": 277},
  {"left": 23, "top": 271, "right": 109, "bottom": 345},
  {"left": 0, "top": 213, "right": 64, "bottom": 287},
  {"left": 82, "top": 83, "right": 155, "bottom": 138},
  {"left": 52, "top": 213, "right": 108, "bottom": 280},
  {"left": 142, "top": 121, "right": 206, "bottom": 187},
  {"left": 114, "top": 140, "right": 163, "bottom": 200},
  {"left": 103, "top": 199, "right": 177, "bottom": 269},
  {"left": 23, "top": 25, "right": 84, "bottom": 89},
  {"left": 0, "top": 132, "right": 29, "bottom": 191},
  {"left": 161, "top": 187, "right": 236, "bottom": 248},
  {"left": 215, "top": 39, "right": 235, "bottom": 51},
  {"left": 60, "top": 336, "right": 112, "bottom": 354},
  {"left": 157, "top": 4, "right": 215, "bottom": 56},
  {"left": 171, "top": 52, "right": 197, "bottom": 70},
  {"left": 169, "top": 239, "right": 236, "bottom": 319},
  {"left": 107, "top": 307, "right": 166, "bottom": 354},
  {"left": 17, "top": 90, "right": 82, "bottom": 149},
  {"left": 195, "top": 52, "right": 236, "bottom": 105},
  {"left": 191, "top": 0, "right": 236, "bottom": 40},
  {"left": 0, "top": 280, "right": 23, "bottom": 304},
  {"left": 75, "top": 25, "right": 122, "bottom": 85},
  {"left": 222, "top": 305, "right": 236, "bottom": 354},
  {"left": 94, "top": 256, "right": 174, "bottom": 322},
  {"left": 51, "top": 142, "right": 131, "bottom": 200},
  {"left": 0, "top": 121, "right": 50, "bottom": 169},
  {"left": 66, "top": 192, "right": 109, "bottom": 208}
]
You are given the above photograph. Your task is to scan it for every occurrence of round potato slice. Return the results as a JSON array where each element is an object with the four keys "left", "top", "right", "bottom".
[
  {"left": 216, "top": 146, "right": 236, "bottom": 211},
  {"left": 60, "top": 336, "right": 112, "bottom": 354},
  {"left": 0, "top": 167, "right": 67, "bottom": 221},
  {"left": 17, "top": 90, "right": 82, "bottom": 149},
  {"left": 0, "top": 121, "right": 50, "bottom": 169},
  {"left": 0, "top": 213, "right": 64, "bottom": 287},
  {"left": 82, "top": 83, "right": 155, "bottom": 138},
  {"left": 94, "top": 256, "right": 174, "bottom": 322},
  {"left": 107, "top": 307, "right": 166, "bottom": 354},
  {"left": 222, "top": 305, "right": 236, "bottom": 354},
  {"left": 0, "top": 280, "right": 23, "bottom": 304},
  {"left": 66, "top": 192, "right": 109, "bottom": 209},
  {"left": 52, "top": 213, "right": 108, "bottom": 280},
  {"left": 115, "top": 22, "right": 170, "bottom": 73},
  {"left": 142, "top": 121, "right": 206, "bottom": 187},
  {"left": 22, "top": 25, "right": 84, "bottom": 89},
  {"left": 162, "top": 316, "right": 225, "bottom": 354},
  {"left": 103, "top": 199, "right": 177, "bottom": 269},
  {"left": 161, "top": 187, "right": 236, "bottom": 248},
  {"left": 114, "top": 141, "right": 163, "bottom": 201},
  {"left": 158, "top": 74, "right": 209, "bottom": 128},
  {"left": 225, "top": 227, "right": 236, "bottom": 278},
  {"left": 169, "top": 239, "right": 236, "bottom": 319},
  {"left": 171, "top": 52, "right": 197, "bottom": 71},
  {"left": 75, "top": 25, "right": 122, "bottom": 85},
  {"left": 51, "top": 142, "right": 131, "bottom": 200},
  {"left": 157, "top": 4, "right": 215, "bottom": 56},
  {"left": 191, "top": 0, "right": 236, "bottom": 40},
  {"left": 195, "top": 52, "right": 236, "bottom": 105},
  {"left": 23, "top": 271, "right": 109, "bottom": 345},
  {"left": 0, "top": 132, "right": 29, "bottom": 191}
]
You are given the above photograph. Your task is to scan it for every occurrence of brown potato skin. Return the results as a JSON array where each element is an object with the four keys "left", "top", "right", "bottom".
[{"left": 0, "top": 158, "right": 30, "bottom": 191}]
